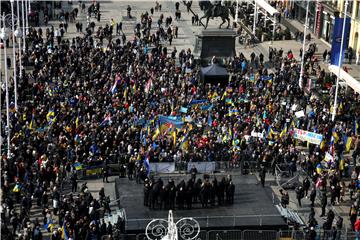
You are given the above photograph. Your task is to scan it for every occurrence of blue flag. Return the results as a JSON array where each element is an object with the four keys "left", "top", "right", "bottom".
[
  {"left": 144, "top": 155, "right": 151, "bottom": 176},
  {"left": 331, "top": 17, "right": 351, "bottom": 66}
]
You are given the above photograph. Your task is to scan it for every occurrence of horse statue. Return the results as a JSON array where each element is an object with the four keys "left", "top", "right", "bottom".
[{"left": 199, "top": 1, "right": 235, "bottom": 29}]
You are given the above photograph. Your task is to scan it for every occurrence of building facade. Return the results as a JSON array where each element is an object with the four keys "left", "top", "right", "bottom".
[{"left": 291, "top": 0, "right": 360, "bottom": 56}]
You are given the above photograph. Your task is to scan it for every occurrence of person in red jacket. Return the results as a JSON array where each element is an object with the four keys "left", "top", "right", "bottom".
[{"left": 354, "top": 218, "right": 360, "bottom": 239}]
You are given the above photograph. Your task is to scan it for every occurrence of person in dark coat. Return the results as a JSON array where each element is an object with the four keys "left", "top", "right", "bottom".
[
  {"left": 295, "top": 186, "right": 304, "bottom": 207},
  {"left": 116, "top": 22, "right": 122, "bottom": 35},
  {"left": 100, "top": 219, "right": 107, "bottom": 236},
  {"left": 143, "top": 179, "right": 150, "bottom": 206},
  {"left": 320, "top": 191, "right": 327, "bottom": 217},
  {"left": 227, "top": 181, "right": 235, "bottom": 204},
  {"left": 168, "top": 184, "right": 176, "bottom": 210},
  {"left": 186, "top": 184, "right": 193, "bottom": 210},
  {"left": 303, "top": 177, "right": 310, "bottom": 197},
  {"left": 309, "top": 187, "right": 316, "bottom": 207},
  {"left": 159, "top": 185, "right": 168, "bottom": 210},
  {"left": 280, "top": 189, "right": 289, "bottom": 208},
  {"left": 259, "top": 167, "right": 266, "bottom": 187},
  {"left": 71, "top": 172, "right": 78, "bottom": 192},
  {"left": 218, "top": 178, "right": 226, "bottom": 206},
  {"left": 102, "top": 165, "right": 109, "bottom": 183}
]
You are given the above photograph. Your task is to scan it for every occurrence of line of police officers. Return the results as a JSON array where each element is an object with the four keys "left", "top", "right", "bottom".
[{"left": 143, "top": 175, "right": 235, "bottom": 210}]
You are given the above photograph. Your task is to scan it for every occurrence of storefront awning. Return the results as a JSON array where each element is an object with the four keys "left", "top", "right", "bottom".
[
  {"left": 328, "top": 65, "right": 360, "bottom": 94},
  {"left": 254, "top": 0, "right": 279, "bottom": 16}
]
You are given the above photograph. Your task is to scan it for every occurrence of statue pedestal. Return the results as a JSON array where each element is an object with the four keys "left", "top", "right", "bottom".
[{"left": 193, "top": 28, "right": 237, "bottom": 61}]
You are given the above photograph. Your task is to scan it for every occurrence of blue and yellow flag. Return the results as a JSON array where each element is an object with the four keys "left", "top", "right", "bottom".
[
  {"left": 279, "top": 124, "right": 287, "bottom": 138},
  {"left": 344, "top": 135, "right": 352, "bottom": 152},
  {"left": 46, "top": 110, "right": 55, "bottom": 122},
  {"left": 172, "top": 129, "right": 177, "bottom": 146},
  {"left": 152, "top": 124, "right": 160, "bottom": 141},
  {"left": 12, "top": 183, "right": 22, "bottom": 193},
  {"left": 44, "top": 219, "right": 54, "bottom": 231},
  {"left": 29, "top": 114, "right": 35, "bottom": 130},
  {"left": 73, "top": 162, "right": 83, "bottom": 170},
  {"left": 354, "top": 120, "right": 359, "bottom": 135},
  {"left": 332, "top": 129, "right": 339, "bottom": 143},
  {"left": 61, "top": 222, "right": 69, "bottom": 240}
]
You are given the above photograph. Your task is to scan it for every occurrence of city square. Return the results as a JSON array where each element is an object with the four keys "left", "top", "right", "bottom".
[{"left": 1, "top": 0, "right": 360, "bottom": 239}]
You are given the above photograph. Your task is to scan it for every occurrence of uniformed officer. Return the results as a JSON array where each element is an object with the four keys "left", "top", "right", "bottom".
[{"left": 143, "top": 179, "right": 150, "bottom": 206}]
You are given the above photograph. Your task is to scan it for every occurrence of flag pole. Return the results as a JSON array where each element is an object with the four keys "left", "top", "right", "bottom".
[
  {"left": 10, "top": 0, "right": 18, "bottom": 110},
  {"left": 331, "top": 0, "right": 348, "bottom": 122},
  {"left": 299, "top": 0, "right": 309, "bottom": 89},
  {"left": 1, "top": 17, "right": 11, "bottom": 158}
]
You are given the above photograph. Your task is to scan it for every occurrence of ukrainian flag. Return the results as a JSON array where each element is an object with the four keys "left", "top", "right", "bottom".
[
  {"left": 332, "top": 129, "right": 339, "bottom": 143},
  {"left": 44, "top": 219, "right": 54, "bottom": 231},
  {"left": 86, "top": 165, "right": 102, "bottom": 175},
  {"left": 29, "top": 114, "right": 35, "bottom": 130},
  {"left": 61, "top": 222, "right": 69, "bottom": 240},
  {"left": 172, "top": 129, "right": 177, "bottom": 146},
  {"left": 152, "top": 125, "right": 160, "bottom": 141},
  {"left": 228, "top": 127, "right": 233, "bottom": 140},
  {"left": 225, "top": 98, "right": 235, "bottom": 106},
  {"left": 344, "top": 135, "right": 352, "bottom": 152},
  {"left": 320, "top": 140, "right": 326, "bottom": 151},
  {"left": 316, "top": 163, "right": 322, "bottom": 174},
  {"left": 354, "top": 120, "right": 359, "bottom": 135},
  {"left": 46, "top": 110, "right": 55, "bottom": 122},
  {"left": 267, "top": 125, "right": 275, "bottom": 139},
  {"left": 180, "top": 134, "right": 189, "bottom": 151},
  {"left": 73, "top": 162, "right": 83, "bottom": 170},
  {"left": 279, "top": 124, "right": 288, "bottom": 138},
  {"left": 12, "top": 183, "right": 22, "bottom": 193}
]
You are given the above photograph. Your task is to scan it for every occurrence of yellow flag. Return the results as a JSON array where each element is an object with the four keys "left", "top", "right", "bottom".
[
  {"left": 152, "top": 127, "right": 160, "bottom": 141},
  {"left": 173, "top": 130, "right": 176, "bottom": 146},
  {"left": 75, "top": 116, "right": 79, "bottom": 129},
  {"left": 346, "top": 137, "right": 352, "bottom": 152}
]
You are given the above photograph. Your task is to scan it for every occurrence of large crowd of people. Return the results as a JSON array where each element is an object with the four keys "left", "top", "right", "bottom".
[{"left": 1, "top": 1, "right": 360, "bottom": 239}]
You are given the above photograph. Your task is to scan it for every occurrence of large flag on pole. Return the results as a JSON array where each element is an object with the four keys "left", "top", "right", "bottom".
[{"left": 330, "top": 17, "right": 351, "bottom": 66}]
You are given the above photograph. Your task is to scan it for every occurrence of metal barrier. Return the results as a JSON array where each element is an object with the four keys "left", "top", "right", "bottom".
[
  {"left": 207, "top": 230, "right": 242, "bottom": 240},
  {"left": 279, "top": 230, "right": 306, "bottom": 240},
  {"left": 125, "top": 215, "right": 282, "bottom": 232},
  {"left": 198, "top": 230, "right": 208, "bottom": 240},
  {"left": 136, "top": 233, "right": 147, "bottom": 240},
  {"left": 117, "top": 229, "right": 359, "bottom": 240},
  {"left": 345, "top": 231, "right": 357, "bottom": 240},
  {"left": 242, "top": 230, "right": 278, "bottom": 240}
]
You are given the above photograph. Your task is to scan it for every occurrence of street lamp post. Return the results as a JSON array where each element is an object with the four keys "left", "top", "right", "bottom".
[
  {"left": 16, "top": 0, "right": 23, "bottom": 78},
  {"left": 25, "top": 0, "right": 29, "bottom": 37},
  {"left": 1, "top": 21, "right": 12, "bottom": 159},
  {"left": 299, "top": 0, "right": 310, "bottom": 89},
  {"left": 252, "top": 3, "right": 257, "bottom": 35},
  {"left": 10, "top": 0, "right": 18, "bottom": 110},
  {"left": 332, "top": 0, "right": 349, "bottom": 121},
  {"left": 22, "top": 0, "right": 26, "bottom": 51},
  {"left": 235, "top": 0, "right": 239, "bottom": 22},
  {"left": 271, "top": 14, "right": 276, "bottom": 45},
  {"left": 146, "top": 210, "right": 200, "bottom": 240}
]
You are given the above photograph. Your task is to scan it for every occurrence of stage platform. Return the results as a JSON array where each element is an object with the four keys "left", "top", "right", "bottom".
[{"left": 115, "top": 174, "right": 287, "bottom": 233}]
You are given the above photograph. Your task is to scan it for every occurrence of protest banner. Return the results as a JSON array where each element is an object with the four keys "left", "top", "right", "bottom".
[{"left": 293, "top": 128, "right": 323, "bottom": 145}]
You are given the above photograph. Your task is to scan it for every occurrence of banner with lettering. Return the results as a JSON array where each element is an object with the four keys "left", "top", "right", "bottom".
[{"left": 293, "top": 128, "right": 323, "bottom": 145}]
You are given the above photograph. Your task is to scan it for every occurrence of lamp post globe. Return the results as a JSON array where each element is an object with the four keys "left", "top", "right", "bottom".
[
  {"left": 14, "top": 29, "right": 22, "bottom": 38},
  {"left": 0, "top": 28, "right": 10, "bottom": 41}
]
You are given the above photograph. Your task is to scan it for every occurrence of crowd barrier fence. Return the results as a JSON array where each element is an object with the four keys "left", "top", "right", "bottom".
[{"left": 114, "top": 229, "right": 358, "bottom": 240}]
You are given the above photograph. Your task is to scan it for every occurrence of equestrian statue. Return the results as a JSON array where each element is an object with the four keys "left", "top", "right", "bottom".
[{"left": 199, "top": 0, "right": 235, "bottom": 29}]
